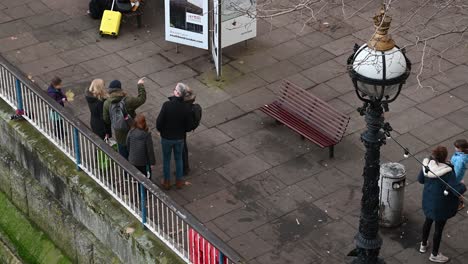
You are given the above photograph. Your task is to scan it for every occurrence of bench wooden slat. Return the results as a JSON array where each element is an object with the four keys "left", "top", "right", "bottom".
[
  {"left": 261, "top": 102, "right": 336, "bottom": 147},
  {"left": 259, "top": 80, "right": 350, "bottom": 158}
]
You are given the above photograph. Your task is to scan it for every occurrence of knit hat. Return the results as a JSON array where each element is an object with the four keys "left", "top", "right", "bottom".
[{"left": 108, "top": 80, "right": 122, "bottom": 93}]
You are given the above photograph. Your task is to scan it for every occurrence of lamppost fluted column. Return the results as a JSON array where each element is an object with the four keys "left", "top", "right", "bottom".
[{"left": 353, "top": 102, "right": 385, "bottom": 264}]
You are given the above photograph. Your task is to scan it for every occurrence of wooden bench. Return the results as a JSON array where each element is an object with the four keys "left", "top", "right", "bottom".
[{"left": 260, "top": 80, "right": 350, "bottom": 158}]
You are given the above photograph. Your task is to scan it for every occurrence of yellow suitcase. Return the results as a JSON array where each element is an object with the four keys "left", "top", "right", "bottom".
[{"left": 99, "top": 0, "right": 121, "bottom": 37}]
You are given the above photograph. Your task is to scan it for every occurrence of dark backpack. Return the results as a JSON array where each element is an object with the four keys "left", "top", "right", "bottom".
[
  {"left": 109, "top": 98, "right": 133, "bottom": 132},
  {"left": 189, "top": 103, "right": 202, "bottom": 131}
]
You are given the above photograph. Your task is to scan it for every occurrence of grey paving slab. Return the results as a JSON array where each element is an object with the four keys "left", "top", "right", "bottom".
[
  {"left": 79, "top": 53, "right": 128, "bottom": 75},
  {"left": 266, "top": 73, "right": 316, "bottom": 95},
  {"left": 229, "top": 171, "right": 286, "bottom": 204},
  {"left": 221, "top": 73, "right": 268, "bottom": 97},
  {"left": 388, "top": 107, "right": 435, "bottom": 134},
  {"left": 255, "top": 242, "right": 324, "bottom": 264},
  {"left": 217, "top": 112, "right": 268, "bottom": 139},
  {"left": 285, "top": 22, "right": 316, "bottom": 37},
  {"left": 266, "top": 39, "right": 310, "bottom": 61},
  {"left": 297, "top": 168, "right": 361, "bottom": 201},
  {"left": 0, "top": 32, "right": 38, "bottom": 53},
  {"left": 255, "top": 204, "right": 330, "bottom": 248},
  {"left": 325, "top": 73, "right": 355, "bottom": 95},
  {"left": 0, "top": 20, "right": 32, "bottom": 39},
  {"left": 213, "top": 202, "right": 271, "bottom": 238},
  {"left": 288, "top": 47, "right": 336, "bottom": 70},
  {"left": 59, "top": 44, "right": 108, "bottom": 65},
  {"left": 250, "top": 27, "right": 297, "bottom": 50},
  {"left": 254, "top": 60, "right": 302, "bottom": 83},
  {"left": 202, "top": 101, "right": 245, "bottom": 128},
  {"left": 401, "top": 78, "right": 451, "bottom": 103},
  {"left": 433, "top": 65, "right": 468, "bottom": 89},
  {"left": 3, "top": 42, "right": 61, "bottom": 64},
  {"left": 126, "top": 55, "right": 173, "bottom": 77},
  {"left": 230, "top": 87, "right": 278, "bottom": 112},
  {"left": 327, "top": 98, "right": 355, "bottom": 115},
  {"left": 187, "top": 128, "right": 232, "bottom": 151},
  {"left": 381, "top": 133, "right": 429, "bottom": 163},
  {"left": 256, "top": 185, "right": 315, "bottom": 217},
  {"left": 303, "top": 220, "right": 357, "bottom": 258},
  {"left": 302, "top": 59, "right": 346, "bottom": 84},
  {"left": 160, "top": 45, "right": 207, "bottom": 64},
  {"left": 148, "top": 64, "right": 197, "bottom": 87},
  {"left": 2, "top": 4, "right": 35, "bottom": 19},
  {"left": 41, "top": 64, "right": 91, "bottom": 85},
  {"left": 216, "top": 154, "right": 271, "bottom": 184},
  {"left": 321, "top": 35, "right": 363, "bottom": 56},
  {"left": 409, "top": 118, "right": 464, "bottom": 146},
  {"left": 307, "top": 83, "right": 341, "bottom": 102},
  {"left": 184, "top": 189, "right": 244, "bottom": 223},
  {"left": 313, "top": 185, "right": 362, "bottom": 220},
  {"left": 27, "top": 1, "right": 51, "bottom": 14},
  {"left": 192, "top": 143, "right": 245, "bottom": 172},
  {"left": 0, "top": 10, "right": 12, "bottom": 23},
  {"left": 416, "top": 93, "right": 467, "bottom": 119},
  {"left": 446, "top": 106, "right": 468, "bottom": 130},
  {"left": 228, "top": 232, "right": 274, "bottom": 261},
  {"left": 19, "top": 55, "right": 68, "bottom": 76},
  {"left": 89, "top": 66, "right": 138, "bottom": 85},
  {"left": 450, "top": 84, "right": 468, "bottom": 102},
  {"left": 115, "top": 41, "right": 162, "bottom": 64},
  {"left": 269, "top": 154, "right": 326, "bottom": 186},
  {"left": 23, "top": 10, "right": 68, "bottom": 29},
  {"left": 177, "top": 170, "right": 231, "bottom": 202},
  {"left": 297, "top": 31, "right": 335, "bottom": 48},
  {"left": 229, "top": 52, "right": 279, "bottom": 73}
]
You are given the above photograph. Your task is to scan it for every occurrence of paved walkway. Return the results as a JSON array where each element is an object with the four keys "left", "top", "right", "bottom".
[{"left": 1, "top": 0, "right": 468, "bottom": 263}]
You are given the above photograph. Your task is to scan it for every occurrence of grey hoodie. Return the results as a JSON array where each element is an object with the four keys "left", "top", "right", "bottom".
[{"left": 126, "top": 128, "right": 155, "bottom": 167}]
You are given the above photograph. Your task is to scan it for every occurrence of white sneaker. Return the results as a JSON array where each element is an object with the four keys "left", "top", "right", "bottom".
[
  {"left": 429, "top": 253, "right": 449, "bottom": 263},
  {"left": 419, "top": 242, "right": 428, "bottom": 253}
]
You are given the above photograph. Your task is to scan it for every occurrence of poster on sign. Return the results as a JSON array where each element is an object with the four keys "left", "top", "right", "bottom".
[
  {"left": 221, "top": 0, "right": 257, "bottom": 48},
  {"left": 165, "top": 0, "right": 209, "bottom": 49}
]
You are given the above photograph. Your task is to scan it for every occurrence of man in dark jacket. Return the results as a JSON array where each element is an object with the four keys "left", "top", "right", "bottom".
[
  {"left": 103, "top": 79, "right": 146, "bottom": 159},
  {"left": 156, "top": 83, "right": 192, "bottom": 190}
]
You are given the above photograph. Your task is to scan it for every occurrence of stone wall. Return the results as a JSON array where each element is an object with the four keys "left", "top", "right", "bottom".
[{"left": 0, "top": 99, "right": 184, "bottom": 264}]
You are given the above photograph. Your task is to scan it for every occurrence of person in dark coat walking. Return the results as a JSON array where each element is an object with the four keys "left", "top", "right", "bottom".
[
  {"left": 85, "top": 79, "right": 112, "bottom": 140},
  {"left": 156, "top": 83, "right": 192, "bottom": 190},
  {"left": 418, "top": 146, "right": 466, "bottom": 263},
  {"left": 127, "top": 113, "right": 155, "bottom": 178},
  {"left": 47, "top": 76, "right": 66, "bottom": 139},
  {"left": 182, "top": 86, "right": 196, "bottom": 176}
]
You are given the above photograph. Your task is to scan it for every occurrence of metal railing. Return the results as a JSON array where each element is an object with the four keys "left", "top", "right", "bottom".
[{"left": 0, "top": 55, "right": 242, "bottom": 264}]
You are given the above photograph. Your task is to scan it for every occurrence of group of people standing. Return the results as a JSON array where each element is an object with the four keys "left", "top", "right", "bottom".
[
  {"left": 47, "top": 77, "right": 197, "bottom": 191},
  {"left": 418, "top": 140, "right": 468, "bottom": 263}
]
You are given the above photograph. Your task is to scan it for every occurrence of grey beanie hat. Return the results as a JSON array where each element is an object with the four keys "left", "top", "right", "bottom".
[{"left": 108, "top": 80, "right": 122, "bottom": 93}]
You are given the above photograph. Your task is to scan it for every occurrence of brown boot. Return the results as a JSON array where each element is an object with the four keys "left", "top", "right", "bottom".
[
  {"left": 176, "top": 180, "right": 184, "bottom": 189},
  {"left": 162, "top": 179, "right": 171, "bottom": 190}
]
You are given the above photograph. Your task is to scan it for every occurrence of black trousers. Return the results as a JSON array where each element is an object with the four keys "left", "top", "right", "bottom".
[
  {"left": 422, "top": 217, "right": 447, "bottom": 255},
  {"left": 135, "top": 165, "right": 151, "bottom": 178}
]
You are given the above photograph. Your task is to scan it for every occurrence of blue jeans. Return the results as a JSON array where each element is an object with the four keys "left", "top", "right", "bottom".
[
  {"left": 117, "top": 144, "right": 129, "bottom": 160},
  {"left": 161, "top": 138, "right": 184, "bottom": 181}
]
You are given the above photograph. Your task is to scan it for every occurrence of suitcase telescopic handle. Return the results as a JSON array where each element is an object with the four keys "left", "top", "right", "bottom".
[{"left": 111, "top": 0, "right": 116, "bottom": 11}]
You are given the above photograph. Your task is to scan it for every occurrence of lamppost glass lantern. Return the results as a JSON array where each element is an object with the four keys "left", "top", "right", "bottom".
[{"left": 347, "top": 8, "right": 411, "bottom": 103}]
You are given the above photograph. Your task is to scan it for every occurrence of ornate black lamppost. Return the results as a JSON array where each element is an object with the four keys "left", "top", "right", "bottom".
[{"left": 347, "top": 7, "right": 411, "bottom": 264}]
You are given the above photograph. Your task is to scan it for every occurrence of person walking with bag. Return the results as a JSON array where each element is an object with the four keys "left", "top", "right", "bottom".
[
  {"left": 103, "top": 78, "right": 146, "bottom": 159},
  {"left": 156, "top": 83, "right": 193, "bottom": 190},
  {"left": 127, "top": 113, "right": 155, "bottom": 178},
  {"left": 85, "top": 79, "right": 112, "bottom": 140},
  {"left": 450, "top": 139, "right": 468, "bottom": 210},
  {"left": 418, "top": 146, "right": 466, "bottom": 263}
]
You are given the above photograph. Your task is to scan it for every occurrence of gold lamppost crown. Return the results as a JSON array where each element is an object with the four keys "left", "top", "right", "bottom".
[{"left": 368, "top": 7, "right": 395, "bottom": 51}]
